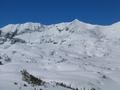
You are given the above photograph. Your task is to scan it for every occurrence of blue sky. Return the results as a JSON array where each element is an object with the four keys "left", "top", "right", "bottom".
[{"left": 0, "top": 0, "right": 119, "bottom": 27}]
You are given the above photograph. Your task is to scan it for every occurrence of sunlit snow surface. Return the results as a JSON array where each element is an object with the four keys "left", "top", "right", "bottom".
[{"left": 1, "top": 19, "right": 120, "bottom": 90}]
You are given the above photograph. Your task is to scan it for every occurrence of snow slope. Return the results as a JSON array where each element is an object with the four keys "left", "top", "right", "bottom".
[{"left": 0, "top": 19, "right": 120, "bottom": 90}]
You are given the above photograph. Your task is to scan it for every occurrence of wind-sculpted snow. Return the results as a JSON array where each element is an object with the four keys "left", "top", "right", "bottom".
[{"left": 0, "top": 19, "right": 120, "bottom": 90}]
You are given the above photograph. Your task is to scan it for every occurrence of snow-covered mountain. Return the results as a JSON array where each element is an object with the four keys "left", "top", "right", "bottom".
[{"left": 0, "top": 19, "right": 120, "bottom": 90}]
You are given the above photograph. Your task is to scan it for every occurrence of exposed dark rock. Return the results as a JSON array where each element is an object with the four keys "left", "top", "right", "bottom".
[
  {"left": 0, "top": 30, "right": 2, "bottom": 35},
  {"left": 11, "top": 38, "right": 26, "bottom": 44},
  {"left": 0, "top": 54, "right": 11, "bottom": 64},
  {"left": 0, "top": 61, "right": 3, "bottom": 65},
  {"left": 53, "top": 42, "right": 58, "bottom": 44},
  {"left": 5, "top": 29, "right": 18, "bottom": 39},
  {"left": 21, "top": 70, "right": 45, "bottom": 86},
  {"left": 91, "top": 88, "right": 96, "bottom": 90},
  {"left": 4, "top": 56, "right": 11, "bottom": 62},
  {"left": 23, "top": 83, "right": 27, "bottom": 87},
  {"left": 56, "top": 82, "right": 77, "bottom": 90},
  {"left": 0, "top": 37, "right": 6, "bottom": 44},
  {"left": 14, "top": 82, "right": 18, "bottom": 85}
]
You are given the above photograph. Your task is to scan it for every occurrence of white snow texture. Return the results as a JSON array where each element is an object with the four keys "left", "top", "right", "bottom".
[{"left": 0, "top": 19, "right": 120, "bottom": 90}]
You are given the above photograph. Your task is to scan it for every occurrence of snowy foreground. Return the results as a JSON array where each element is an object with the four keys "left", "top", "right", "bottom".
[{"left": 1, "top": 19, "right": 120, "bottom": 90}]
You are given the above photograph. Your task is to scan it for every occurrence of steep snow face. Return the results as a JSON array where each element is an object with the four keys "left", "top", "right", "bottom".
[{"left": 1, "top": 19, "right": 120, "bottom": 90}]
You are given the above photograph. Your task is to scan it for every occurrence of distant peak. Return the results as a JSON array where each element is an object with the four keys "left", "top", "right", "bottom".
[
  {"left": 71, "top": 19, "right": 94, "bottom": 25},
  {"left": 71, "top": 19, "right": 90, "bottom": 25},
  {"left": 71, "top": 19, "right": 86, "bottom": 24},
  {"left": 72, "top": 19, "right": 80, "bottom": 23},
  {"left": 112, "top": 21, "right": 120, "bottom": 26}
]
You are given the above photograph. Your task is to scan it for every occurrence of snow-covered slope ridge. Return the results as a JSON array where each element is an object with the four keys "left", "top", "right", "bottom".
[{"left": 0, "top": 19, "right": 120, "bottom": 90}]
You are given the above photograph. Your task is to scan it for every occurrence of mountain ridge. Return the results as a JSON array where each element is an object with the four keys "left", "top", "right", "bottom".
[{"left": 1, "top": 19, "right": 120, "bottom": 30}]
